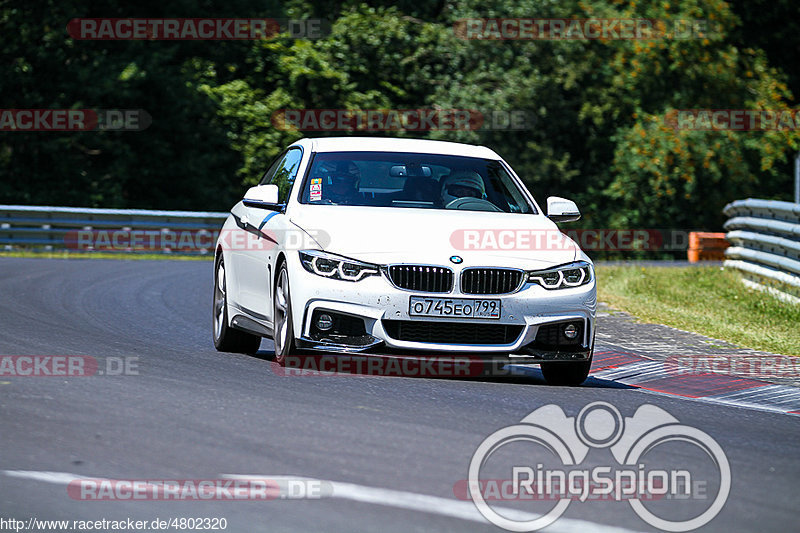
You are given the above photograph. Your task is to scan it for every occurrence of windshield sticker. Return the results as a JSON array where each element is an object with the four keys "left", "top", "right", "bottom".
[{"left": 310, "top": 178, "right": 322, "bottom": 201}]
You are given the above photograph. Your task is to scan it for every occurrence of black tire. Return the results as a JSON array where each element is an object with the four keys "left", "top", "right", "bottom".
[
  {"left": 213, "top": 255, "right": 261, "bottom": 354},
  {"left": 541, "top": 335, "right": 595, "bottom": 386},
  {"left": 272, "top": 262, "right": 298, "bottom": 365}
]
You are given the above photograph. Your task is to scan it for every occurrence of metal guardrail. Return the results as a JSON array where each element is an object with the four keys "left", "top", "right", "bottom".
[
  {"left": 723, "top": 199, "right": 800, "bottom": 302},
  {"left": 0, "top": 205, "right": 228, "bottom": 254}
]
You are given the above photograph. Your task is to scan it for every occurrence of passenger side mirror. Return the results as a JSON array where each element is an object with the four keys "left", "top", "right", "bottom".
[
  {"left": 546, "top": 196, "right": 581, "bottom": 223},
  {"left": 243, "top": 184, "right": 281, "bottom": 209}
]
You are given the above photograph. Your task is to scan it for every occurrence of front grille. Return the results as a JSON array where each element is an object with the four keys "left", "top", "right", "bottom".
[
  {"left": 461, "top": 268, "right": 524, "bottom": 295},
  {"left": 383, "top": 320, "right": 523, "bottom": 345},
  {"left": 533, "top": 321, "right": 584, "bottom": 350},
  {"left": 388, "top": 265, "right": 453, "bottom": 293}
]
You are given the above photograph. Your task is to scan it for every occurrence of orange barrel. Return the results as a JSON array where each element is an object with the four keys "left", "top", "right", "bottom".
[{"left": 687, "top": 232, "right": 729, "bottom": 262}]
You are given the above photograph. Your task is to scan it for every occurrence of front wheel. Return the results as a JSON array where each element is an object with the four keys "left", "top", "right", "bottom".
[
  {"left": 272, "top": 262, "right": 298, "bottom": 365},
  {"left": 213, "top": 256, "right": 261, "bottom": 354}
]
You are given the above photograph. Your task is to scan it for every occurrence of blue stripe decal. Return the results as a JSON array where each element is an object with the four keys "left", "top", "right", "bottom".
[{"left": 258, "top": 211, "right": 279, "bottom": 230}]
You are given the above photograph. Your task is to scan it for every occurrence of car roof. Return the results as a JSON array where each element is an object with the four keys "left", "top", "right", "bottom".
[{"left": 296, "top": 137, "right": 501, "bottom": 159}]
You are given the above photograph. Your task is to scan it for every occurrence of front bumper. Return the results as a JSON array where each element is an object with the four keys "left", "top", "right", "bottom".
[{"left": 287, "top": 254, "right": 596, "bottom": 362}]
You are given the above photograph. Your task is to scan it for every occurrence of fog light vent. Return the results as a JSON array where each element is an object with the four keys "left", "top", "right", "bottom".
[{"left": 317, "top": 313, "right": 334, "bottom": 331}]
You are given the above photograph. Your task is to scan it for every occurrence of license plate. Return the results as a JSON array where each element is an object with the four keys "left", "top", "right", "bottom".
[{"left": 409, "top": 297, "right": 501, "bottom": 319}]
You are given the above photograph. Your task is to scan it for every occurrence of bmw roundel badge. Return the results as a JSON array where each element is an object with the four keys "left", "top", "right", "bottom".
[{"left": 450, "top": 255, "right": 463, "bottom": 264}]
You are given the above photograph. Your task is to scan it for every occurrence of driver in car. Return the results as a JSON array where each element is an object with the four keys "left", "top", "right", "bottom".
[
  {"left": 323, "top": 161, "right": 362, "bottom": 204},
  {"left": 440, "top": 170, "right": 486, "bottom": 207}
]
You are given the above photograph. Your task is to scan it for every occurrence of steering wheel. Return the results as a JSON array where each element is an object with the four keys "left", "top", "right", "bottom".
[{"left": 444, "top": 197, "right": 503, "bottom": 212}]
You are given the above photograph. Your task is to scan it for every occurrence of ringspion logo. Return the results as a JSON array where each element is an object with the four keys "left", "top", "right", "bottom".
[{"left": 467, "top": 402, "right": 730, "bottom": 531}]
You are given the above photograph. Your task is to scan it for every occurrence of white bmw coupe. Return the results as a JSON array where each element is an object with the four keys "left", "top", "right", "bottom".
[{"left": 213, "top": 137, "right": 596, "bottom": 385}]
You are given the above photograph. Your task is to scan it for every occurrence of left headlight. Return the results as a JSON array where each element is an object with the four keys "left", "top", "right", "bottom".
[
  {"left": 299, "top": 250, "right": 381, "bottom": 282},
  {"left": 527, "top": 261, "right": 593, "bottom": 290}
]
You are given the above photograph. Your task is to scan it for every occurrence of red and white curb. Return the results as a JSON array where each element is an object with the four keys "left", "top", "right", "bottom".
[
  {"left": 589, "top": 350, "right": 800, "bottom": 415},
  {"left": 506, "top": 349, "right": 800, "bottom": 415}
]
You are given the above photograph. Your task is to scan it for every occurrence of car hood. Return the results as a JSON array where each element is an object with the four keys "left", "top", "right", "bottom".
[{"left": 290, "top": 205, "right": 580, "bottom": 270}]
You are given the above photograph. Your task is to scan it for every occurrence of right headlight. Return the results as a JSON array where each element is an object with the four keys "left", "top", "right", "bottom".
[
  {"left": 299, "top": 250, "right": 381, "bottom": 282},
  {"left": 526, "top": 261, "right": 593, "bottom": 290}
]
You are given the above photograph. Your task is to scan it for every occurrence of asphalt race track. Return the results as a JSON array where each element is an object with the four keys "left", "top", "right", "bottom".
[{"left": 0, "top": 257, "right": 797, "bottom": 532}]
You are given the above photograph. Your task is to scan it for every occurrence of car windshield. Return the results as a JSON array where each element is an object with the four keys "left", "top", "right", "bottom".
[{"left": 299, "top": 151, "right": 535, "bottom": 213}]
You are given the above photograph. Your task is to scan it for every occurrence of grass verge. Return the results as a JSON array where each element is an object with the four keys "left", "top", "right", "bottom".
[{"left": 595, "top": 264, "right": 800, "bottom": 356}]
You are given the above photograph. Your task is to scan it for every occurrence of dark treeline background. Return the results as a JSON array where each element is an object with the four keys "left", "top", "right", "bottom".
[{"left": 1, "top": 0, "right": 798, "bottom": 232}]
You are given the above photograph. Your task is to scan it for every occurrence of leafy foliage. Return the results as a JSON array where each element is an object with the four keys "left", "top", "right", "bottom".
[{"left": 1, "top": 0, "right": 797, "bottom": 229}]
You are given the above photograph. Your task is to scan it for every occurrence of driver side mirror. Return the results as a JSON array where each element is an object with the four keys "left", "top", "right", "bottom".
[
  {"left": 546, "top": 196, "right": 581, "bottom": 223},
  {"left": 243, "top": 184, "right": 281, "bottom": 210}
]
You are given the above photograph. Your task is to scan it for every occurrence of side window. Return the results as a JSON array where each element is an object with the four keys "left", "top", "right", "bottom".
[
  {"left": 258, "top": 153, "right": 285, "bottom": 186},
  {"left": 270, "top": 148, "right": 303, "bottom": 203}
]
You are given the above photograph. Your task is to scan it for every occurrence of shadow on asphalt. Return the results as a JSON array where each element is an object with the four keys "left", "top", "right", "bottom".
[{"left": 251, "top": 349, "right": 637, "bottom": 389}]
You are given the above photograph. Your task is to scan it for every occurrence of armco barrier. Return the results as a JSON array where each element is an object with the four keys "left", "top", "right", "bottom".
[
  {"left": 723, "top": 199, "right": 800, "bottom": 302},
  {"left": 0, "top": 205, "right": 228, "bottom": 254}
]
